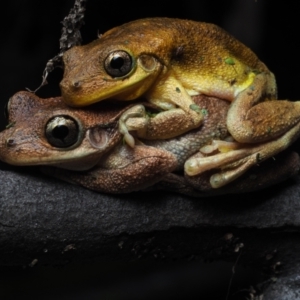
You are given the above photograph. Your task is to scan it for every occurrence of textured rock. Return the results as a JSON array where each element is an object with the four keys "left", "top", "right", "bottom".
[{"left": 1, "top": 155, "right": 300, "bottom": 298}]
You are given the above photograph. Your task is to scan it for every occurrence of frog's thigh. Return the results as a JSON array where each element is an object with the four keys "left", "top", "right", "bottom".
[{"left": 227, "top": 73, "right": 300, "bottom": 143}]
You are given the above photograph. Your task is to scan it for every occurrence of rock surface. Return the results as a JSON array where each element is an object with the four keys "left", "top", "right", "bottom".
[{"left": 1, "top": 155, "right": 300, "bottom": 298}]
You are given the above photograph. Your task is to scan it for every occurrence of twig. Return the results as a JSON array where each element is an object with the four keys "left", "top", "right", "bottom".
[
  {"left": 225, "top": 248, "right": 243, "bottom": 300},
  {"left": 29, "top": 0, "right": 88, "bottom": 93}
]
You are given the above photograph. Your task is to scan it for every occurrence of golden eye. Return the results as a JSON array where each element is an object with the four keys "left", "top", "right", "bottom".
[
  {"left": 45, "top": 115, "right": 79, "bottom": 148},
  {"left": 104, "top": 50, "right": 133, "bottom": 78}
]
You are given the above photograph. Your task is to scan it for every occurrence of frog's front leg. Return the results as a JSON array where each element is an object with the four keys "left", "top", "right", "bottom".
[
  {"left": 42, "top": 144, "right": 177, "bottom": 194},
  {"left": 119, "top": 74, "right": 203, "bottom": 147}
]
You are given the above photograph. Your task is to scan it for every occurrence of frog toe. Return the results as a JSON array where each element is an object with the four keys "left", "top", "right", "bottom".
[
  {"left": 184, "top": 148, "right": 250, "bottom": 176},
  {"left": 184, "top": 143, "right": 272, "bottom": 188},
  {"left": 209, "top": 159, "right": 254, "bottom": 188},
  {"left": 118, "top": 105, "right": 149, "bottom": 147},
  {"left": 123, "top": 132, "right": 136, "bottom": 148},
  {"left": 184, "top": 123, "right": 300, "bottom": 188}
]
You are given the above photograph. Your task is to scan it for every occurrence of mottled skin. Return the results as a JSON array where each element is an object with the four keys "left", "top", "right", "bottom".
[
  {"left": 0, "top": 92, "right": 300, "bottom": 196},
  {"left": 0, "top": 91, "right": 229, "bottom": 193},
  {"left": 59, "top": 17, "right": 300, "bottom": 187},
  {"left": 60, "top": 17, "right": 289, "bottom": 147},
  {"left": 185, "top": 76, "right": 300, "bottom": 187},
  {"left": 1, "top": 91, "right": 300, "bottom": 194}
]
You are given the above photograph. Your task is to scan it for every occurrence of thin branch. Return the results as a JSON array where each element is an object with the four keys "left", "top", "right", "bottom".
[{"left": 29, "top": 0, "right": 88, "bottom": 93}]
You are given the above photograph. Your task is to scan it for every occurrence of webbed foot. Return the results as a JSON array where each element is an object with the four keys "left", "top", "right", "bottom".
[
  {"left": 118, "top": 105, "right": 149, "bottom": 148},
  {"left": 185, "top": 121, "right": 300, "bottom": 188}
]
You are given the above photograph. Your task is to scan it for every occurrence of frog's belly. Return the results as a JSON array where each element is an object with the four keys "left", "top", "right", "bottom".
[
  {"left": 186, "top": 86, "right": 234, "bottom": 101},
  {"left": 184, "top": 72, "right": 256, "bottom": 102}
]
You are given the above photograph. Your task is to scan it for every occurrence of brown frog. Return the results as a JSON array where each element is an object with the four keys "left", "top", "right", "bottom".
[
  {"left": 0, "top": 91, "right": 299, "bottom": 195},
  {"left": 0, "top": 91, "right": 227, "bottom": 193}
]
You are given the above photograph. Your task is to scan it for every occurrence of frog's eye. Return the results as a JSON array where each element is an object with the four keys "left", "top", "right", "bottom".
[
  {"left": 45, "top": 116, "right": 79, "bottom": 148},
  {"left": 104, "top": 50, "right": 133, "bottom": 78}
]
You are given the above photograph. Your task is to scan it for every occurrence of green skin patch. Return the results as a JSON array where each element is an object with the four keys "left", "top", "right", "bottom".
[
  {"left": 224, "top": 57, "right": 238, "bottom": 74},
  {"left": 189, "top": 104, "right": 206, "bottom": 115},
  {"left": 201, "top": 108, "right": 208, "bottom": 116},
  {"left": 224, "top": 57, "right": 235, "bottom": 65},
  {"left": 5, "top": 122, "right": 15, "bottom": 129}
]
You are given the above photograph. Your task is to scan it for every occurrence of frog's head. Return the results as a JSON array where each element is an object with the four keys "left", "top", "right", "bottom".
[
  {"left": 60, "top": 19, "right": 174, "bottom": 107},
  {"left": 0, "top": 91, "right": 126, "bottom": 170}
]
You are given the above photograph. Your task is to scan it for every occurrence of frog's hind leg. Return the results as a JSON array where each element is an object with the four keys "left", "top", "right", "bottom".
[
  {"left": 183, "top": 151, "right": 300, "bottom": 195},
  {"left": 184, "top": 120, "right": 300, "bottom": 188},
  {"left": 189, "top": 72, "right": 300, "bottom": 188},
  {"left": 227, "top": 72, "right": 300, "bottom": 144}
]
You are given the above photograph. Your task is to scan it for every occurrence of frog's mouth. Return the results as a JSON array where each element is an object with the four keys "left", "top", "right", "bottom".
[
  {"left": 60, "top": 55, "right": 163, "bottom": 107},
  {"left": 60, "top": 76, "right": 154, "bottom": 107},
  {"left": 0, "top": 125, "right": 113, "bottom": 171}
]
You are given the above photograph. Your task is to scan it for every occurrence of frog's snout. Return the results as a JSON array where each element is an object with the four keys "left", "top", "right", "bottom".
[
  {"left": 0, "top": 130, "right": 13, "bottom": 162},
  {"left": 60, "top": 77, "right": 82, "bottom": 99},
  {"left": 60, "top": 77, "right": 89, "bottom": 107},
  {"left": 60, "top": 77, "right": 82, "bottom": 91}
]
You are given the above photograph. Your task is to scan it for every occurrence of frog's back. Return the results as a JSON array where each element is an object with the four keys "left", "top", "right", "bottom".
[
  {"left": 173, "top": 18, "right": 267, "bottom": 72},
  {"left": 103, "top": 17, "right": 268, "bottom": 72}
]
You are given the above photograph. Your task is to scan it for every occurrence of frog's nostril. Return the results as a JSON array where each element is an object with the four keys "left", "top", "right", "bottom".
[
  {"left": 72, "top": 80, "right": 81, "bottom": 88},
  {"left": 6, "top": 138, "right": 15, "bottom": 147},
  {"left": 60, "top": 79, "right": 81, "bottom": 90}
]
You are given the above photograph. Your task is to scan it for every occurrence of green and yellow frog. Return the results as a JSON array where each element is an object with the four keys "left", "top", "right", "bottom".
[{"left": 61, "top": 18, "right": 299, "bottom": 150}]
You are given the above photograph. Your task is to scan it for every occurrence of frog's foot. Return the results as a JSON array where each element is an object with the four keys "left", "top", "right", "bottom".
[
  {"left": 119, "top": 105, "right": 149, "bottom": 148},
  {"left": 182, "top": 150, "right": 300, "bottom": 196},
  {"left": 185, "top": 141, "right": 257, "bottom": 187},
  {"left": 185, "top": 122, "right": 300, "bottom": 188},
  {"left": 185, "top": 146, "right": 267, "bottom": 188}
]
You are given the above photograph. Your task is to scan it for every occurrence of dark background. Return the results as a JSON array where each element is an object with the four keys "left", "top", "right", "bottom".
[
  {"left": 2, "top": 0, "right": 300, "bottom": 130},
  {"left": 0, "top": 0, "right": 299, "bottom": 299}
]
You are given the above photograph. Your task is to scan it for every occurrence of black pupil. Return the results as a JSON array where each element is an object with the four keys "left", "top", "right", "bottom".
[
  {"left": 52, "top": 125, "right": 69, "bottom": 140},
  {"left": 110, "top": 56, "right": 124, "bottom": 69}
]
